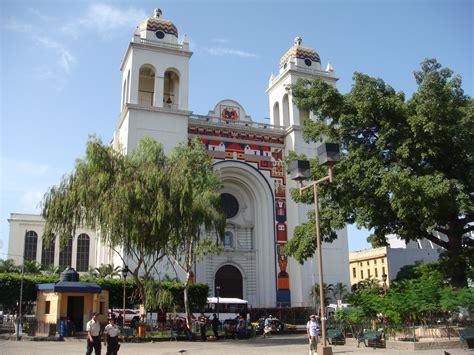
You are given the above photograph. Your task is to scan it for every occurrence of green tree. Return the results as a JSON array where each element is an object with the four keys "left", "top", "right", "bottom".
[
  {"left": 0, "top": 274, "right": 58, "bottom": 314},
  {"left": 287, "top": 59, "right": 473, "bottom": 287},
  {"left": 0, "top": 259, "right": 19, "bottom": 273},
  {"left": 23, "top": 260, "right": 42, "bottom": 274},
  {"left": 42, "top": 137, "right": 174, "bottom": 318},
  {"left": 310, "top": 282, "right": 334, "bottom": 311},
  {"left": 332, "top": 282, "right": 348, "bottom": 301},
  {"left": 167, "top": 139, "right": 226, "bottom": 329},
  {"left": 43, "top": 264, "right": 61, "bottom": 277},
  {"left": 94, "top": 264, "right": 121, "bottom": 278}
]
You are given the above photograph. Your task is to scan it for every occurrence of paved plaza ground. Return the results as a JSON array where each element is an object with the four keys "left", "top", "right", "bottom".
[{"left": 0, "top": 335, "right": 470, "bottom": 355}]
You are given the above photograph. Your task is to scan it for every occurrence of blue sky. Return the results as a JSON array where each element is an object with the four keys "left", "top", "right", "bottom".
[{"left": 1, "top": 0, "right": 472, "bottom": 258}]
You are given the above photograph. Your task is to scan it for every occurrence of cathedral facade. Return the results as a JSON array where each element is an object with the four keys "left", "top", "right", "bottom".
[{"left": 8, "top": 9, "right": 350, "bottom": 308}]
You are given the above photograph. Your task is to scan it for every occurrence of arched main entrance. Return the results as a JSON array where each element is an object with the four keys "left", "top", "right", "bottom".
[{"left": 215, "top": 265, "right": 243, "bottom": 299}]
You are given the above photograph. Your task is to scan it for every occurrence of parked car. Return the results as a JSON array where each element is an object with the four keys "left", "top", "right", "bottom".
[
  {"left": 109, "top": 309, "right": 140, "bottom": 325},
  {"left": 251, "top": 317, "right": 296, "bottom": 334}
]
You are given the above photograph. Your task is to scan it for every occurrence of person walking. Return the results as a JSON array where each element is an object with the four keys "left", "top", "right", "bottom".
[
  {"left": 306, "top": 314, "right": 320, "bottom": 355},
  {"left": 104, "top": 317, "right": 121, "bottom": 355},
  {"left": 211, "top": 314, "right": 220, "bottom": 339},
  {"left": 86, "top": 312, "right": 101, "bottom": 355}
]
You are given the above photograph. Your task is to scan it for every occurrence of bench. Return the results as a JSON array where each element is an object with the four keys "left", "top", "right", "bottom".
[
  {"left": 120, "top": 327, "right": 134, "bottom": 342},
  {"left": 459, "top": 328, "right": 474, "bottom": 349},
  {"left": 357, "top": 330, "right": 384, "bottom": 348},
  {"left": 326, "top": 328, "right": 345, "bottom": 345}
]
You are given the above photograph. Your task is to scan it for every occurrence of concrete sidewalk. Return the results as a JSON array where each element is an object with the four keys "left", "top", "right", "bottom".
[{"left": 0, "top": 334, "right": 470, "bottom": 355}]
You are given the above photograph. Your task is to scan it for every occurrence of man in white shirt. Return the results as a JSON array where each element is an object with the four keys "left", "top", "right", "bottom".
[
  {"left": 86, "top": 312, "right": 102, "bottom": 355},
  {"left": 306, "top": 314, "right": 320, "bottom": 355},
  {"left": 104, "top": 317, "right": 121, "bottom": 355}
]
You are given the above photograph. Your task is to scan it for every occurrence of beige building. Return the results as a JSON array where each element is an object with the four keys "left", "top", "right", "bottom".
[
  {"left": 349, "top": 234, "right": 443, "bottom": 288},
  {"left": 349, "top": 247, "right": 389, "bottom": 287}
]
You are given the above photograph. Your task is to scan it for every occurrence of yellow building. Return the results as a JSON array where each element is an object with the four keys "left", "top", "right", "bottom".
[
  {"left": 349, "top": 235, "right": 442, "bottom": 289},
  {"left": 349, "top": 247, "right": 389, "bottom": 288},
  {"left": 36, "top": 268, "right": 108, "bottom": 335}
]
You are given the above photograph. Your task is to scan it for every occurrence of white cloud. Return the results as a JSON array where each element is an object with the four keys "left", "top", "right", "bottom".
[
  {"left": 62, "top": 3, "right": 146, "bottom": 39},
  {"left": 19, "top": 190, "right": 44, "bottom": 212},
  {"left": 204, "top": 47, "right": 258, "bottom": 58},
  {"left": 212, "top": 38, "right": 230, "bottom": 44},
  {"left": 32, "top": 36, "right": 76, "bottom": 73},
  {"left": 3, "top": 17, "right": 33, "bottom": 33}
]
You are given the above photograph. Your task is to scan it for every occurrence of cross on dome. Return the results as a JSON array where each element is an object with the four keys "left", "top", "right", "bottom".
[{"left": 154, "top": 8, "right": 162, "bottom": 18}]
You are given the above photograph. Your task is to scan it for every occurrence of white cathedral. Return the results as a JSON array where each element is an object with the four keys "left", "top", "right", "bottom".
[{"left": 8, "top": 9, "right": 350, "bottom": 308}]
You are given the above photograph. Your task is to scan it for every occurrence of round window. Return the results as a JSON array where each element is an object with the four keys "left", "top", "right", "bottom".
[
  {"left": 155, "top": 31, "right": 165, "bottom": 39},
  {"left": 304, "top": 58, "right": 312, "bottom": 67},
  {"left": 220, "top": 193, "right": 239, "bottom": 219}
]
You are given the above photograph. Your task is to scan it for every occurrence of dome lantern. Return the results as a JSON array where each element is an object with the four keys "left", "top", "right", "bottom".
[
  {"left": 137, "top": 8, "right": 179, "bottom": 44},
  {"left": 279, "top": 37, "right": 321, "bottom": 70}
]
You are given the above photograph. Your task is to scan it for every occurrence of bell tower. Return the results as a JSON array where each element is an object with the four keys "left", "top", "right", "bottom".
[
  {"left": 267, "top": 37, "right": 338, "bottom": 156},
  {"left": 268, "top": 38, "right": 348, "bottom": 308},
  {"left": 114, "top": 8, "right": 192, "bottom": 154}
]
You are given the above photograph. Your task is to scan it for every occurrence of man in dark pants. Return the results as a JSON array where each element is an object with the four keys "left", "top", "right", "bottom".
[
  {"left": 86, "top": 312, "right": 101, "bottom": 355},
  {"left": 211, "top": 314, "right": 220, "bottom": 339},
  {"left": 199, "top": 313, "right": 208, "bottom": 341},
  {"left": 104, "top": 317, "right": 120, "bottom": 355}
]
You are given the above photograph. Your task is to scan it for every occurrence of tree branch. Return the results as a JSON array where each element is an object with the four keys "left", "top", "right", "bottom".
[
  {"left": 463, "top": 224, "right": 474, "bottom": 234},
  {"left": 434, "top": 227, "right": 449, "bottom": 235},
  {"left": 423, "top": 231, "right": 450, "bottom": 249}
]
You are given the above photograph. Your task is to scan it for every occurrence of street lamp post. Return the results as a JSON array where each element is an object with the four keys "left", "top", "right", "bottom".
[
  {"left": 17, "top": 230, "right": 28, "bottom": 341},
  {"left": 290, "top": 143, "right": 340, "bottom": 355},
  {"left": 122, "top": 266, "right": 128, "bottom": 328}
]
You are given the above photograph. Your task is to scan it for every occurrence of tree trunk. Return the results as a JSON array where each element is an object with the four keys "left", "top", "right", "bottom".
[
  {"left": 445, "top": 232, "right": 467, "bottom": 288},
  {"left": 184, "top": 240, "right": 194, "bottom": 332},
  {"left": 132, "top": 271, "right": 147, "bottom": 321}
]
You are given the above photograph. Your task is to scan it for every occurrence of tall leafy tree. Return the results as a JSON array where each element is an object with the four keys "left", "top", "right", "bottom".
[
  {"left": 23, "top": 260, "right": 42, "bottom": 274},
  {"left": 332, "top": 282, "right": 348, "bottom": 301},
  {"left": 94, "top": 264, "right": 121, "bottom": 278},
  {"left": 287, "top": 59, "right": 473, "bottom": 287},
  {"left": 42, "top": 137, "right": 173, "bottom": 316},
  {"left": 310, "top": 282, "right": 334, "bottom": 310},
  {"left": 167, "top": 139, "right": 226, "bottom": 329},
  {"left": 0, "top": 259, "right": 19, "bottom": 273}
]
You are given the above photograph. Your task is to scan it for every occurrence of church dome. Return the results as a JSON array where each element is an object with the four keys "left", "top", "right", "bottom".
[
  {"left": 138, "top": 8, "right": 178, "bottom": 38},
  {"left": 279, "top": 37, "right": 320, "bottom": 68}
]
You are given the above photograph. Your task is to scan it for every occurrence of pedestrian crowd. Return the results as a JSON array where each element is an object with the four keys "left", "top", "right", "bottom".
[{"left": 83, "top": 311, "right": 321, "bottom": 354}]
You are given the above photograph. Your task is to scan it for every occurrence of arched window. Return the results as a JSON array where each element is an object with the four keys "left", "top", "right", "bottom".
[
  {"left": 76, "top": 234, "right": 90, "bottom": 272},
  {"left": 41, "top": 236, "right": 55, "bottom": 268},
  {"left": 273, "top": 101, "right": 280, "bottom": 126},
  {"left": 300, "top": 108, "right": 310, "bottom": 126},
  {"left": 138, "top": 65, "right": 155, "bottom": 106},
  {"left": 163, "top": 69, "right": 180, "bottom": 108},
  {"left": 282, "top": 94, "right": 290, "bottom": 127},
  {"left": 215, "top": 265, "right": 243, "bottom": 299},
  {"left": 122, "top": 79, "right": 127, "bottom": 109},
  {"left": 126, "top": 70, "right": 130, "bottom": 104},
  {"left": 59, "top": 236, "right": 73, "bottom": 269},
  {"left": 24, "top": 231, "right": 38, "bottom": 262}
]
